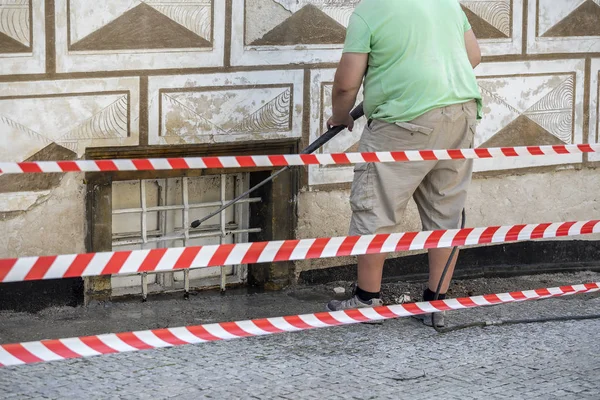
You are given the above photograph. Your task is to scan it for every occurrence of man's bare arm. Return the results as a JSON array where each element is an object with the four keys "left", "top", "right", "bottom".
[
  {"left": 464, "top": 29, "right": 481, "bottom": 68},
  {"left": 329, "top": 52, "right": 369, "bottom": 131}
]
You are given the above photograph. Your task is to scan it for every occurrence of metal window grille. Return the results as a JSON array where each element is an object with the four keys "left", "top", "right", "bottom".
[{"left": 111, "top": 174, "right": 261, "bottom": 299}]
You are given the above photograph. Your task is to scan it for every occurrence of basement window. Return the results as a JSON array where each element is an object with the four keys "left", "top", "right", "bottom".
[{"left": 110, "top": 174, "right": 261, "bottom": 298}]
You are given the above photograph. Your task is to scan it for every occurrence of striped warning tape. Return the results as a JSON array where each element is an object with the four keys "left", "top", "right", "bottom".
[
  {"left": 0, "top": 144, "right": 598, "bottom": 174},
  {"left": 1, "top": 220, "right": 598, "bottom": 284},
  {"left": 1, "top": 282, "right": 598, "bottom": 367}
]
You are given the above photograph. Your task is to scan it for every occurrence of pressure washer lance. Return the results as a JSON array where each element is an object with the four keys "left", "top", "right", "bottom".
[{"left": 190, "top": 103, "right": 365, "bottom": 229}]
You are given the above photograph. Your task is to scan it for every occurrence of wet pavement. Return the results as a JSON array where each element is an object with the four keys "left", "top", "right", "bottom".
[{"left": 1, "top": 271, "right": 599, "bottom": 399}]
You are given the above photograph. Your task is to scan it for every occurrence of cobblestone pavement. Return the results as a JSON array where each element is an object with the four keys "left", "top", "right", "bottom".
[{"left": 1, "top": 273, "right": 600, "bottom": 399}]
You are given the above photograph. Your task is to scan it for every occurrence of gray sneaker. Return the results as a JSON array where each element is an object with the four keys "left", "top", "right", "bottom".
[
  {"left": 413, "top": 312, "right": 446, "bottom": 328},
  {"left": 326, "top": 295, "right": 384, "bottom": 324}
]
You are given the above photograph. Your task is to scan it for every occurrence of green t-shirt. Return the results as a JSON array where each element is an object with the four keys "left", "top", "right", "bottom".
[{"left": 344, "top": 0, "right": 483, "bottom": 122}]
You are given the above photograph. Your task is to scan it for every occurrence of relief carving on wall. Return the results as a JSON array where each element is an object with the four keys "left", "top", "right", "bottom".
[
  {"left": 0, "top": 0, "right": 44, "bottom": 75},
  {"left": 528, "top": 0, "right": 600, "bottom": 53},
  {"left": 147, "top": 71, "right": 304, "bottom": 145},
  {"left": 55, "top": 0, "right": 225, "bottom": 72},
  {"left": 0, "top": 78, "right": 140, "bottom": 162}
]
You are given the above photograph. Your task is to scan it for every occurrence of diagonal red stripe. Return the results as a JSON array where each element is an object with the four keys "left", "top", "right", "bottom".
[
  {"left": 452, "top": 228, "right": 474, "bottom": 247},
  {"left": 42, "top": 340, "right": 81, "bottom": 360},
  {"left": 202, "top": 157, "right": 224, "bottom": 169},
  {"left": 482, "top": 294, "right": 502, "bottom": 304},
  {"left": 241, "top": 242, "right": 269, "bottom": 264},
  {"left": 331, "top": 153, "right": 350, "bottom": 165},
  {"left": 138, "top": 248, "right": 168, "bottom": 272},
  {"left": 116, "top": 332, "right": 153, "bottom": 350},
  {"left": 374, "top": 306, "right": 399, "bottom": 318},
  {"left": 300, "top": 154, "right": 319, "bottom": 165},
  {"left": 131, "top": 159, "right": 154, "bottom": 171},
  {"left": 167, "top": 158, "right": 190, "bottom": 170},
  {"left": 56, "top": 161, "right": 81, "bottom": 172},
  {"left": 447, "top": 149, "right": 466, "bottom": 159},
  {"left": 531, "top": 223, "right": 552, "bottom": 239},
  {"left": 395, "top": 232, "right": 419, "bottom": 251},
  {"left": 305, "top": 238, "right": 331, "bottom": 260},
  {"left": 578, "top": 144, "right": 594, "bottom": 153},
  {"left": 505, "top": 225, "right": 526, "bottom": 242},
  {"left": 501, "top": 147, "right": 518, "bottom": 157},
  {"left": 527, "top": 146, "right": 544, "bottom": 155},
  {"left": 186, "top": 325, "right": 223, "bottom": 341},
  {"left": 24, "top": 256, "right": 57, "bottom": 281},
  {"left": 273, "top": 240, "right": 300, "bottom": 262},
  {"left": 367, "top": 234, "right": 390, "bottom": 254},
  {"left": 581, "top": 220, "right": 600, "bottom": 235},
  {"left": 424, "top": 230, "right": 445, "bottom": 249},
  {"left": 208, "top": 244, "right": 235, "bottom": 267},
  {"left": 362, "top": 153, "right": 381, "bottom": 163},
  {"left": 336, "top": 236, "right": 361, "bottom": 257},
  {"left": 1, "top": 344, "right": 43, "bottom": 364},
  {"left": 474, "top": 148, "right": 493, "bottom": 158},
  {"left": 79, "top": 336, "right": 118, "bottom": 354},
  {"left": 510, "top": 292, "right": 527, "bottom": 301},
  {"left": 252, "top": 319, "right": 285, "bottom": 334},
  {"left": 420, "top": 150, "right": 437, "bottom": 160},
  {"left": 558, "top": 285, "right": 576, "bottom": 294},
  {"left": 343, "top": 309, "right": 371, "bottom": 322},
  {"left": 390, "top": 151, "right": 409, "bottom": 162},
  {"left": 220, "top": 322, "right": 253, "bottom": 337},
  {"left": 235, "top": 156, "right": 257, "bottom": 168},
  {"left": 479, "top": 226, "right": 501, "bottom": 244},
  {"left": 152, "top": 329, "right": 189, "bottom": 346},
  {"left": 267, "top": 155, "right": 288, "bottom": 167},
  {"left": 314, "top": 312, "right": 343, "bottom": 326},
  {"left": 175, "top": 247, "right": 202, "bottom": 269},
  {"left": 283, "top": 315, "right": 313, "bottom": 330},
  {"left": 552, "top": 145, "right": 570, "bottom": 155},
  {"left": 0, "top": 258, "right": 17, "bottom": 282},
  {"left": 535, "top": 288, "right": 551, "bottom": 297},
  {"left": 456, "top": 297, "right": 477, "bottom": 308},
  {"left": 556, "top": 221, "right": 576, "bottom": 237},
  {"left": 101, "top": 251, "right": 132, "bottom": 275},
  {"left": 95, "top": 160, "right": 118, "bottom": 171},
  {"left": 17, "top": 162, "right": 43, "bottom": 173},
  {"left": 64, "top": 253, "right": 95, "bottom": 278},
  {"left": 401, "top": 303, "right": 425, "bottom": 315}
]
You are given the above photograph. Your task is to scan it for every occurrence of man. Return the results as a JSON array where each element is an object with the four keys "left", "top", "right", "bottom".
[{"left": 326, "top": 0, "right": 483, "bottom": 327}]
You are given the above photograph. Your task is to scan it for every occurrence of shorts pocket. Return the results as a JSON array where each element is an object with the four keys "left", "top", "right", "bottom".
[
  {"left": 349, "top": 163, "right": 374, "bottom": 212},
  {"left": 395, "top": 121, "right": 434, "bottom": 135}
]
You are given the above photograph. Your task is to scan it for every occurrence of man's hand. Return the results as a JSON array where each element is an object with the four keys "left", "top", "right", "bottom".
[{"left": 327, "top": 114, "right": 355, "bottom": 131}]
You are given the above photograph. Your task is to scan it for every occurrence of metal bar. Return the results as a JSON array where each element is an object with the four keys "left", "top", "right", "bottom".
[
  {"left": 140, "top": 180, "right": 148, "bottom": 302},
  {"left": 220, "top": 174, "right": 227, "bottom": 293},
  {"left": 112, "top": 228, "right": 261, "bottom": 247},
  {"left": 112, "top": 198, "right": 261, "bottom": 215},
  {"left": 183, "top": 177, "right": 190, "bottom": 300}
]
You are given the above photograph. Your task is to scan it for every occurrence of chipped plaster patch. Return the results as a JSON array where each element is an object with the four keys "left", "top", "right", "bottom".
[{"left": 0, "top": 191, "right": 51, "bottom": 213}]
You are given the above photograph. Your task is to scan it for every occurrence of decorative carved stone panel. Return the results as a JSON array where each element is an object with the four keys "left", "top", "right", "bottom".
[
  {"left": 461, "top": 0, "right": 523, "bottom": 55},
  {"left": 590, "top": 59, "right": 600, "bottom": 162},
  {"left": 474, "top": 60, "right": 585, "bottom": 171},
  {"left": 0, "top": 0, "right": 45, "bottom": 75},
  {"left": 232, "top": 0, "right": 522, "bottom": 66},
  {"left": 55, "top": 0, "right": 225, "bottom": 72},
  {"left": 147, "top": 71, "right": 303, "bottom": 145},
  {"left": 528, "top": 0, "right": 600, "bottom": 54},
  {"left": 232, "top": 0, "right": 356, "bottom": 66},
  {"left": 309, "top": 69, "right": 364, "bottom": 186},
  {"left": 0, "top": 78, "right": 140, "bottom": 162}
]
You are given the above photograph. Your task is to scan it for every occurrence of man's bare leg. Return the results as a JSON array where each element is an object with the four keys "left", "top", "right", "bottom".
[
  {"left": 357, "top": 253, "right": 388, "bottom": 293},
  {"left": 428, "top": 248, "right": 459, "bottom": 295}
]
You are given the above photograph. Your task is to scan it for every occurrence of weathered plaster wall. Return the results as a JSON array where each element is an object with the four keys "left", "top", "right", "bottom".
[{"left": 0, "top": 1, "right": 599, "bottom": 290}]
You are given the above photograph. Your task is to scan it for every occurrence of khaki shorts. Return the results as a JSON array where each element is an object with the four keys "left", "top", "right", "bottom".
[{"left": 349, "top": 100, "right": 478, "bottom": 235}]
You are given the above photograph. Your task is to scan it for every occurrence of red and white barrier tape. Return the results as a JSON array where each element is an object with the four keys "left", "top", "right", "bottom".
[
  {"left": 1, "top": 144, "right": 598, "bottom": 174},
  {"left": 1, "top": 220, "right": 598, "bottom": 284},
  {"left": 1, "top": 282, "right": 598, "bottom": 367}
]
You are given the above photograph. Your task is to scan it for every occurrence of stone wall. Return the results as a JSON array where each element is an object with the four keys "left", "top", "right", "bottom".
[{"left": 1, "top": 1, "right": 599, "bottom": 291}]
